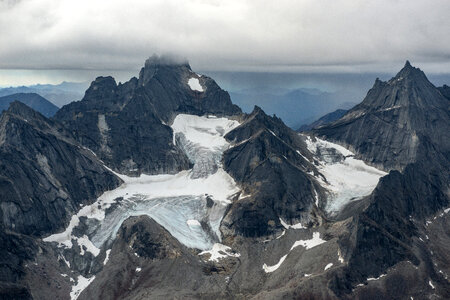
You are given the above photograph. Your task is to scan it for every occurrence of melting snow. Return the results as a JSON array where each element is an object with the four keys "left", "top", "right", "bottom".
[
  {"left": 367, "top": 274, "right": 386, "bottom": 281},
  {"left": 188, "top": 77, "right": 203, "bottom": 92},
  {"left": 103, "top": 249, "right": 111, "bottom": 265},
  {"left": 290, "top": 232, "right": 326, "bottom": 250},
  {"left": 429, "top": 280, "right": 435, "bottom": 289},
  {"left": 280, "top": 217, "right": 306, "bottom": 230},
  {"left": 304, "top": 136, "right": 387, "bottom": 213},
  {"left": 263, "top": 255, "right": 287, "bottom": 273},
  {"left": 324, "top": 263, "right": 333, "bottom": 270},
  {"left": 263, "top": 232, "right": 327, "bottom": 273},
  {"left": 70, "top": 275, "right": 96, "bottom": 300},
  {"left": 199, "top": 243, "right": 240, "bottom": 262}
]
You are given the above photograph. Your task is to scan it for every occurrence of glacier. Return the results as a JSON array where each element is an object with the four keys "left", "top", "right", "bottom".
[
  {"left": 44, "top": 114, "right": 241, "bottom": 256},
  {"left": 304, "top": 136, "right": 387, "bottom": 213}
]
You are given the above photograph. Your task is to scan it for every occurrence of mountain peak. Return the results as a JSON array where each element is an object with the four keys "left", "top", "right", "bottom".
[
  {"left": 404, "top": 60, "right": 412, "bottom": 68},
  {"left": 7, "top": 100, "right": 41, "bottom": 119},
  {"left": 391, "top": 60, "right": 427, "bottom": 83}
]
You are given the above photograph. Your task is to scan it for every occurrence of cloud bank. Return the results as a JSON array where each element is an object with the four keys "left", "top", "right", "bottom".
[{"left": 0, "top": 0, "right": 450, "bottom": 74}]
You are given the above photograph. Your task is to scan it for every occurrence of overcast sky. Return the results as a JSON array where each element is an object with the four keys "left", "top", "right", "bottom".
[{"left": 1, "top": 0, "right": 450, "bottom": 86}]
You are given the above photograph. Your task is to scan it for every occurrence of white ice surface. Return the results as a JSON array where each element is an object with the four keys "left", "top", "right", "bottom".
[
  {"left": 304, "top": 136, "right": 387, "bottom": 213},
  {"left": 188, "top": 77, "right": 203, "bottom": 92},
  {"left": 44, "top": 114, "right": 241, "bottom": 256}
]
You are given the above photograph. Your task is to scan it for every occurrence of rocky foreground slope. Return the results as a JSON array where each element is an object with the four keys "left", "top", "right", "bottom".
[{"left": 0, "top": 58, "right": 448, "bottom": 300}]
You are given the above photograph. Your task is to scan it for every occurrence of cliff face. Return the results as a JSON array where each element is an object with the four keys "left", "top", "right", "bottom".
[
  {"left": 0, "top": 101, "right": 122, "bottom": 236},
  {"left": 55, "top": 55, "right": 241, "bottom": 176},
  {"left": 313, "top": 61, "right": 450, "bottom": 172}
]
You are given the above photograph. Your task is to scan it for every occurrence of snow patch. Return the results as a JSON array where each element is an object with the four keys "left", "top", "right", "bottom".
[
  {"left": 136, "top": 267, "right": 141, "bottom": 272},
  {"left": 103, "top": 249, "right": 111, "bottom": 265},
  {"left": 70, "top": 275, "right": 95, "bottom": 300},
  {"left": 429, "top": 280, "right": 435, "bottom": 289},
  {"left": 263, "top": 232, "right": 327, "bottom": 273},
  {"left": 199, "top": 243, "right": 240, "bottom": 262},
  {"left": 324, "top": 263, "right": 333, "bottom": 270},
  {"left": 367, "top": 274, "right": 386, "bottom": 281},
  {"left": 188, "top": 78, "right": 203, "bottom": 92},
  {"left": 280, "top": 217, "right": 305, "bottom": 230},
  {"left": 291, "top": 232, "right": 326, "bottom": 250},
  {"left": 263, "top": 255, "right": 287, "bottom": 273}
]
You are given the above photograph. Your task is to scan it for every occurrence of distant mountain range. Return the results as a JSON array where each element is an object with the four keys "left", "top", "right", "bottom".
[
  {"left": 0, "top": 93, "right": 58, "bottom": 117},
  {"left": 229, "top": 88, "right": 357, "bottom": 129},
  {"left": 297, "top": 108, "right": 348, "bottom": 131},
  {"left": 0, "top": 81, "right": 88, "bottom": 108}
]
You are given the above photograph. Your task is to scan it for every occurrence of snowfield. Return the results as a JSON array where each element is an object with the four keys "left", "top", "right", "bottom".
[{"left": 304, "top": 136, "right": 387, "bottom": 213}]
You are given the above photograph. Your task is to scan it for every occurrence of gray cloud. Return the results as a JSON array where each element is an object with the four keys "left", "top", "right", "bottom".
[{"left": 0, "top": 0, "right": 450, "bottom": 77}]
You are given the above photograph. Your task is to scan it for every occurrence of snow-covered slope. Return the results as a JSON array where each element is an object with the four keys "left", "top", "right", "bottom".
[{"left": 304, "top": 136, "right": 387, "bottom": 213}]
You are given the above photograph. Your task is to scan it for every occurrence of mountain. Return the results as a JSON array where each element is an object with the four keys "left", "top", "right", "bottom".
[
  {"left": 298, "top": 109, "right": 348, "bottom": 131},
  {"left": 313, "top": 61, "right": 450, "bottom": 171},
  {"left": 0, "top": 82, "right": 88, "bottom": 108},
  {"left": 55, "top": 55, "right": 241, "bottom": 176},
  {"left": 0, "top": 59, "right": 448, "bottom": 300},
  {"left": 0, "top": 93, "right": 59, "bottom": 117}
]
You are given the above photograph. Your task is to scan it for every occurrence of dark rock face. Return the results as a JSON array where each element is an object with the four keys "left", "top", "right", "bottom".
[
  {"left": 0, "top": 101, "right": 122, "bottom": 236},
  {"left": 79, "top": 216, "right": 210, "bottom": 300},
  {"left": 221, "top": 106, "right": 325, "bottom": 237},
  {"left": 298, "top": 109, "right": 348, "bottom": 131},
  {"left": 313, "top": 61, "right": 450, "bottom": 171},
  {"left": 0, "top": 93, "right": 59, "bottom": 118},
  {"left": 55, "top": 55, "right": 241, "bottom": 175},
  {"left": 438, "top": 84, "right": 450, "bottom": 100},
  {"left": 331, "top": 140, "right": 449, "bottom": 297},
  {"left": 0, "top": 226, "right": 36, "bottom": 300}
]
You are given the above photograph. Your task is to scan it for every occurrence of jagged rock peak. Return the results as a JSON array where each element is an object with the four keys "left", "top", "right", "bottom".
[
  {"left": 389, "top": 60, "right": 428, "bottom": 84},
  {"left": 6, "top": 100, "right": 39, "bottom": 117}
]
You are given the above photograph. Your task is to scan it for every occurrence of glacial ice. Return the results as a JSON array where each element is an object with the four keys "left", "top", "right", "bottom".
[
  {"left": 304, "top": 136, "right": 387, "bottom": 213},
  {"left": 44, "top": 114, "right": 241, "bottom": 256}
]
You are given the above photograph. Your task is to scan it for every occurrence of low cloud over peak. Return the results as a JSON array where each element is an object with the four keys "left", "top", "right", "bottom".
[{"left": 0, "top": 0, "right": 449, "bottom": 75}]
